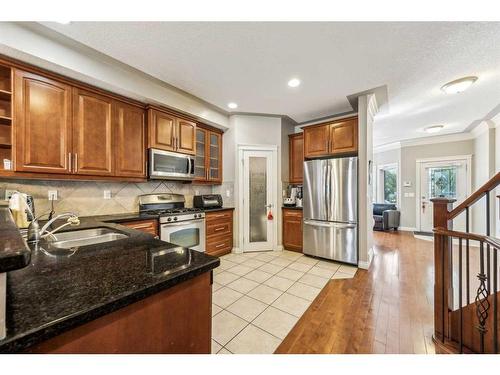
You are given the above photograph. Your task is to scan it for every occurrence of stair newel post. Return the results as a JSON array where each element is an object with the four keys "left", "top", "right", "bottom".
[{"left": 431, "top": 197, "right": 456, "bottom": 344}]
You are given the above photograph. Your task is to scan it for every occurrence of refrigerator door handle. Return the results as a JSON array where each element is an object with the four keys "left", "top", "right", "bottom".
[{"left": 303, "top": 220, "right": 356, "bottom": 229}]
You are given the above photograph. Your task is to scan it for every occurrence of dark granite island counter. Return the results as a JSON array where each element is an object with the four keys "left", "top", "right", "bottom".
[{"left": 0, "top": 215, "right": 219, "bottom": 354}]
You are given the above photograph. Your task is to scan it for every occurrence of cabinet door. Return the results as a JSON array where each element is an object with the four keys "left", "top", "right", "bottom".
[
  {"left": 114, "top": 101, "right": 146, "bottom": 178},
  {"left": 289, "top": 134, "right": 303, "bottom": 184},
  {"left": 176, "top": 119, "right": 196, "bottom": 155},
  {"left": 73, "top": 88, "right": 113, "bottom": 175},
  {"left": 148, "top": 109, "right": 176, "bottom": 151},
  {"left": 303, "top": 124, "right": 330, "bottom": 158},
  {"left": 330, "top": 118, "right": 358, "bottom": 155},
  {"left": 14, "top": 70, "right": 72, "bottom": 173},
  {"left": 208, "top": 131, "right": 222, "bottom": 183},
  {"left": 283, "top": 209, "right": 303, "bottom": 252},
  {"left": 194, "top": 128, "right": 207, "bottom": 181}
]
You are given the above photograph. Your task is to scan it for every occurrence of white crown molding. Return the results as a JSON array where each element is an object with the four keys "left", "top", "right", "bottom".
[
  {"left": 374, "top": 131, "right": 475, "bottom": 153},
  {"left": 471, "top": 120, "right": 495, "bottom": 138},
  {"left": 373, "top": 141, "right": 401, "bottom": 153}
]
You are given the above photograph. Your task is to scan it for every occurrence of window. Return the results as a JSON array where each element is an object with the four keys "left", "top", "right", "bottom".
[
  {"left": 428, "top": 166, "right": 457, "bottom": 199},
  {"left": 376, "top": 164, "right": 398, "bottom": 205}
]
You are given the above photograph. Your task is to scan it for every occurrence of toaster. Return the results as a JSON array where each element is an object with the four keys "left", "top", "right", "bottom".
[{"left": 193, "top": 194, "right": 223, "bottom": 209}]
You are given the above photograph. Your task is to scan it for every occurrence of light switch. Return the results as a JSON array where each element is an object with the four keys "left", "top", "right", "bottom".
[
  {"left": 408, "top": 192, "right": 415, "bottom": 198},
  {"left": 226, "top": 189, "right": 231, "bottom": 198},
  {"left": 103, "top": 190, "right": 112, "bottom": 199}
]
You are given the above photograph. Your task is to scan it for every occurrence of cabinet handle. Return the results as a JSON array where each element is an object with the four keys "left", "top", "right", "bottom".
[
  {"left": 215, "top": 243, "right": 225, "bottom": 248},
  {"left": 74, "top": 153, "right": 78, "bottom": 172},
  {"left": 215, "top": 227, "right": 225, "bottom": 231},
  {"left": 68, "top": 153, "right": 72, "bottom": 173}
]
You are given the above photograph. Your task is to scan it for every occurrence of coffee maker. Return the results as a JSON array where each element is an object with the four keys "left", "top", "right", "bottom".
[{"left": 283, "top": 185, "right": 302, "bottom": 207}]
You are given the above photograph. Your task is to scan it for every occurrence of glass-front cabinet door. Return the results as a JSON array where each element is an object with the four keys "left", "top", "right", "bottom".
[
  {"left": 195, "top": 128, "right": 207, "bottom": 180},
  {"left": 194, "top": 125, "right": 222, "bottom": 184}
]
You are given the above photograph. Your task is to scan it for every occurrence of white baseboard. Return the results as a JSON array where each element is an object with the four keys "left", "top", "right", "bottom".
[
  {"left": 358, "top": 247, "right": 373, "bottom": 270},
  {"left": 232, "top": 247, "right": 242, "bottom": 254},
  {"left": 398, "top": 226, "right": 416, "bottom": 232},
  {"left": 276, "top": 245, "right": 284, "bottom": 252}
]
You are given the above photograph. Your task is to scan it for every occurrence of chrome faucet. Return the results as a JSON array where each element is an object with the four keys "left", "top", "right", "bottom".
[{"left": 27, "top": 212, "right": 80, "bottom": 242}]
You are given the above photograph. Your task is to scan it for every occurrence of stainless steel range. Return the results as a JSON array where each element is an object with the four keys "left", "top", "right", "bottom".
[{"left": 139, "top": 193, "right": 205, "bottom": 252}]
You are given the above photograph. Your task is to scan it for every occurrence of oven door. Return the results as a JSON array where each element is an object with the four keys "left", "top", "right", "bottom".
[
  {"left": 149, "top": 148, "right": 195, "bottom": 180},
  {"left": 160, "top": 219, "right": 206, "bottom": 252}
]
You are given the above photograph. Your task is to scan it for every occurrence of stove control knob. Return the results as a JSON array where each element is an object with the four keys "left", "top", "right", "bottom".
[
  {"left": 173, "top": 217, "right": 178, "bottom": 221},
  {"left": 167, "top": 217, "right": 172, "bottom": 222}
]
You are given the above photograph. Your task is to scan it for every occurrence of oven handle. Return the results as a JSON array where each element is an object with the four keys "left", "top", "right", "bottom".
[{"left": 161, "top": 219, "right": 205, "bottom": 226}]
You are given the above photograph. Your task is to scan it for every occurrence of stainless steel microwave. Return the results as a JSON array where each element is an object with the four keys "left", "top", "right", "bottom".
[{"left": 149, "top": 148, "right": 195, "bottom": 180}]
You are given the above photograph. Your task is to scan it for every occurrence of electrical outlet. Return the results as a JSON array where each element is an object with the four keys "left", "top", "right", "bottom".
[
  {"left": 4, "top": 189, "right": 16, "bottom": 201},
  {"left": 194, "top": 190, "right": 200, "bottom": 196},
  {"left": 48, "top": 190, "right": 58, "bottom": 201},
  {"left": 103, "top": 190, "right": 112, "bottom": 199},
  {"left": 226, "top": 189, "right": 231, "bottom": 198}
]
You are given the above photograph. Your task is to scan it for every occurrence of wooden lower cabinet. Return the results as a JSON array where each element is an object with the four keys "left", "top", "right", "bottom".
[
  {"left": 282, "top": 208, "right": 303, "bottom": 252},
  {"left": 120, "top": 219, "right": 158, "bottom": 237},
  {"left": 28, "top": 272, "right": 212, "bottom": 354},
  {"left": 205, "top": 209, "right": 233, "bottom": 256}
]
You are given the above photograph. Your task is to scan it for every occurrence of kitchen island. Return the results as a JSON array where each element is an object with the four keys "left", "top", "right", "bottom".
[{"left": 0, "top": 209, "right": 219, "bottom": 353}]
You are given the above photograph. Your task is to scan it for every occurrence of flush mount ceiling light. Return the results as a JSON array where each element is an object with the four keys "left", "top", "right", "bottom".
[
  {"left": 227, "top": 102, "right": 238, "bottom": 109},
  {"left": 425, "top": 125, "right": 445, "bottom": 134},
  {"left": 287, "top": 78, "right": 301, "bottom": 88},
  {"left": 441, "top": 76, "right": 478, "bottom": 94},
  {"left": 55, "top": 21, "right": 71, "bottom": 24}
]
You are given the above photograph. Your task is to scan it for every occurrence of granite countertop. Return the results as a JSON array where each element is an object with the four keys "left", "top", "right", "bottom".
[
  {"left": 0, "top": 209, "right": 31, "bottom": 273},
  {"left": 282, "top": 206, "right": 303, "bottom": 210},
  {"left": 0, "top": 216, "right": 219, "bottom": 353}
]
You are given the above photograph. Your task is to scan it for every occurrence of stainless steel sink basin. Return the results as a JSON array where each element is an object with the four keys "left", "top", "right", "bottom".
[{"left": 44, "top": 228, "right": 129, "bottom": 249}]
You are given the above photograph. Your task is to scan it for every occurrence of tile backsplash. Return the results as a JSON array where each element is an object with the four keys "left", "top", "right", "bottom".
[{"left": 0, "top": 179, "right": 213, "bottom": 217}]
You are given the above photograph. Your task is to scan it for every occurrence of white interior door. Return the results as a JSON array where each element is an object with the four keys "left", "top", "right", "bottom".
[
  {"left": 419, "top": 159, "right": 468, "bottom": 233},
  {"left": 242, "top": 149, "right": 276, "bottom": 252}
]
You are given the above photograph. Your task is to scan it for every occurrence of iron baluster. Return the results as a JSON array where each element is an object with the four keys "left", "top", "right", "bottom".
[
  {"left": 459, "top": 237, "right": 463, "bottom": 353},
  {"left": 466, "top": 207, "right": 470, "bottom": 304},
  {"left": 475, "top": 242, "right": 490, "bottom": 353}
]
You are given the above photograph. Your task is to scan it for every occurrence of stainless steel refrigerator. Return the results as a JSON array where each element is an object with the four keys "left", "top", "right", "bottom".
[{"left": 303, "top": 157, "right": 358, "bottom": 264}]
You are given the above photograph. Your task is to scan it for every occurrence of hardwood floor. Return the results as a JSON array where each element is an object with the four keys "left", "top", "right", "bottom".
[{"left": 275, "top": 231, "right": 436, "bottom": 354}]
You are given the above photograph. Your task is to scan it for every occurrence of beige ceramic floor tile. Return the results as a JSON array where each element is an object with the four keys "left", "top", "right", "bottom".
[
  {"left": 219, "top": 259, "right": 238, "bottom": 271},
  {"left": 339, "top": 264, "right": 358, "bottom": 275},
  {"left": 299, "top": 273, "right": 330, "bottom": 288},
  {"left": 315, "top": 259, "right": 342, "bottom": 271},
  {"left": 307, "top": 265, "right": 336, "bottom": 279},
  {"left": 271, "top": 293, "right": 311, "bottom": 317},
  {"left": 253, "top": 306, "right": 299, "bottom": 339},
  {"left": 280, "top": 251, "right": 303, "bottom": 260},
  {"left": 217, "top": 348, "right": 232, "bottom": 354},
  {"left": 226, "top": 324, "right": 281, "bottom": 354},
  {"left": 227, "top": 277, "right": 260, "bottom": 294},
  {"left": 212, "top": 310, "right": 248, "bottom": 345},
  {"left": 287, "top": 261, "right": 313, "bottom": 273},
  {"left": 228, "top": 264, "right": 253, "bottom": 276},
  {"left": 287, "top": 282, "right": 322, "bottom": 302},
  {"left": 276, "top": 268, "right": 305, "bottom": 281},
  {"left": 244, "top": 269, "right": 273, "bottom": 283},
  {"left": 212, "top": 304, "right": 223, "bottom": 317},
  {"left": 270, "top": 258, "right": 293, "bottom": 267},
  {"left": 241, "top": 259, "right": 266, "bottom": 269},
  {"left": 213, "top": 287, "right": 243, "bottom": 308},
  {"left": 212, "top": 282, "right": 223, "bottom": 292},
  {"left": 247, "top": 284, "right": 283, "bottom": 304},
  {"left": 264, "top": 275, "right": 295, "bottom": 292},
  {"left": 294, "top": 256, "right": 319, "bottom": 266},
  {"left": 255, "top": 253, "right": 275, "bottom": 263},
  {"left": 212, "top": 339, "right": 222, "bottom": 354},
  {"left": 226, "top": 295, "right": 268, "bottom": 322},
  {"left": 331, "top": 271, "right": 355, "bottom": 279},
  {"left": 259, "top": 263, "right": 284, "bottom": 275},
  {"left": 214, "top": 271, "right": 240, "bottom": 286}
]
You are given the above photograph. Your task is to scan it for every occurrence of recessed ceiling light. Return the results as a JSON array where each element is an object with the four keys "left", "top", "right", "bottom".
[
  {"left": 287, "top": 78, "right": 301, "bottom": 88},
  {"left": 55, "top": 21, "right": 71, "bottom": 25},
  {"left": 441, "top": 76, "right": 478, "bottom": 94},
  {"left": 227, "top": 102, "right": 238, "bottom": 109},
  {"left": 425, "top": 125, "right": 445, "bottom": 134}
]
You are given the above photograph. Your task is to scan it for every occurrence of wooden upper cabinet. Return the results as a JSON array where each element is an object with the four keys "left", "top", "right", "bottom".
[
  {"left": 72, "top": 88, "right": 113, "bottom": 176},
  {"left": 176, "top": 119, "right": 196, "bottom": 155},
  {"left": 289, "top": 133, "right": 303, "bottom": 184},
  {"left": 330, "top": 118, "right": 358, "bottom": 155},
  {"left": 14, "top": 70, "right": 72, "bottom": 173},
  {"left": 303, "top": 124, "right": 330, "bottom": 158},
  {"left": 303, "top": 117, "right": 358, "bottom": 159},
  {"left": 194, "top": 125, "right": 222, "bottom": 184},
  {"left": 114, "top": 101, "right": 146, "bottom": 178},
  {"left": 148, "top": 109, "right": 176, "bottom": 151}
]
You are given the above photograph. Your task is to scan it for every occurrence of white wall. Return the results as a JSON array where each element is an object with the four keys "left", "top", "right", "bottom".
[
  {"left": 0, "top": 22, "right": 229, "bottom": 129},
  {"left": 358, "top": 94, "right": 377, "bottom": 269}
]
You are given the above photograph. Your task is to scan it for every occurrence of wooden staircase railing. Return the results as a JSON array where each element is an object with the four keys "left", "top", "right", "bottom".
[{"left": 432, "top": 171, "right": 500, "bottom": 354}]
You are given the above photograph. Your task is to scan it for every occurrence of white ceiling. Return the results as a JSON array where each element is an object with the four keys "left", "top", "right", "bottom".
[{"left": 40, "top": 22, "right": 500, "bottom": 146}]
